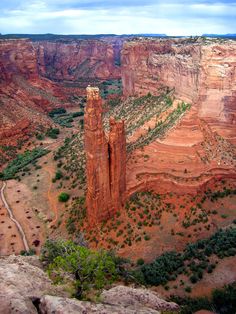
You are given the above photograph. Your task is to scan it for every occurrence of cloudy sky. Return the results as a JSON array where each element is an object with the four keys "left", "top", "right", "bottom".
[{"left": 0, "top": 0, "right": 235, "bottom": 35}]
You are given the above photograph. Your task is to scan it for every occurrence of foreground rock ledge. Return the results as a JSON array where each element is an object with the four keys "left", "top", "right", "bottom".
[{"left": 0, "top": 255, "right": 179, "bottom": 314}]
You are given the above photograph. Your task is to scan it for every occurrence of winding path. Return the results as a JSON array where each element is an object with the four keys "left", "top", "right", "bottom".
[{"left": 0, "top": 182, "right": 29, "bottom": 252}]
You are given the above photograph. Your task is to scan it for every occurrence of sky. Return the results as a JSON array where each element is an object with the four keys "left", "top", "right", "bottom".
[{"left": 0, "top": 0, "right": 235, "bottom": 36}]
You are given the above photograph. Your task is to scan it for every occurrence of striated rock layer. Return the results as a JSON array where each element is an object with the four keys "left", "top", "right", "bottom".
[
  {"left": 84, "top": 87, "right": 126, "bottom": 224},
  {"left": 122, "top": 38, "right": 236, "bottom": 141},
  {"left": 0, "top": 38, "right": 122, "bottom": 153},
  {"left": 0, "top": 39, "right": 69, "bottom": 150},
  {"left": 35, "top": 39, "right": 121, "bottom": 82},
  {"left": 121, "top": 38, "right": 236, "bottom": 197}
]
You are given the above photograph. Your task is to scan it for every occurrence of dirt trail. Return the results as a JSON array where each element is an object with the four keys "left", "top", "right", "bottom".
[
  {"left": 0, "top": 182, "right": 29, "bottom": 252},
  {"left": 44, "top": 166, "right": 59, "bottom": 228}
]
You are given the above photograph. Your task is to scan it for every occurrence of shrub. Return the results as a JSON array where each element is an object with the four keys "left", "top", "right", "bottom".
[
  {"left": 58, "top": 192, "right": 70, "bottom": 202},
  {"left": 185, "top": 286, "right": 192, "bottom": 293},
  {"left": 136, "top": 258, "right": 145, "bottom": 266},
  {"left": 46, "top": 243, "right": 117, "bottom": 299},
  {"left": 46, "top": 128, "right": 60, "bottom": 139}
]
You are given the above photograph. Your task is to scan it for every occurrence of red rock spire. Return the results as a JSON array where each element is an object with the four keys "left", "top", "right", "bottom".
[{"left": 84, "top": 86, "right": 126, "bottom": 224}]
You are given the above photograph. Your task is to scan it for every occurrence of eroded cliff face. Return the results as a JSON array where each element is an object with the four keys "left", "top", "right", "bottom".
[
  {"left": 0, "top": 39, "right": 57, "bottom": 149},
  {"left": 0, "top": 39, "right": 38, "bottom": 82},
  {"left": 121, "top": 38, "right": 236, "bottom": 139},
  {"left": 198, "top": 44, "right": 236, "bottom": 130},
  {"left": 121, "top": 38, "right": 236, "bottom": 199},
  {"left": 0, "top": 38, "right": 123, "bottom": 153},
  {"left": 84, "top": 87, "right": 126, "bottom": 224},
  {"left": 35, "top": 40, "right": 121, "bottom": 82}
]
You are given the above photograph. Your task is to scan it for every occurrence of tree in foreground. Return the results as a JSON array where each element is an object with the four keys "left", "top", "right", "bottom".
[{"left": 41, "top": 239, "right": 117, "bottom": 299}]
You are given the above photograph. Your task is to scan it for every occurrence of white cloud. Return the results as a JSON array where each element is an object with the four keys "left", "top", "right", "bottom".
[{"left": 0, "top": 0, "right": 235, "bottom": 35}]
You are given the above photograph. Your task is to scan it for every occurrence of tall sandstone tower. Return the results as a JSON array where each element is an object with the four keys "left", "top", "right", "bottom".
[{"left": 84, "top": 86, "right": 126, "bottom": 224}]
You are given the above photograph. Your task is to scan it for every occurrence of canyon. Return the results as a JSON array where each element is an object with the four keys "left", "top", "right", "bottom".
[
  {"left": 122, "top": 38, "right": 236, "bottom": 141},
  {"left": 0, "top": 37, "right": 122, "bottom": 161},
  {"left": 0, "top": 35, "right": 236, "bottom": 306}
]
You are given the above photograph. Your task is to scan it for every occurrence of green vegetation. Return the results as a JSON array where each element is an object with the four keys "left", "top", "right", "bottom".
[
  {"left": 171, "top": 282, "right": 236, "bottom": 314},
  {"left": 0, "top": 140, "right": 25, "bottom": 165},
  {"left": 103, "top": 89, "right": 190, "bottom": 152},
  {"left": 134, "top": 227, "right": 236, "bottom": 287},
  {"left": 58, "top": 192, "right": 70, "bottom": 202},
  {"left": 66, "top": 196, "right": 86, "bottom": 234},
  {"left": 0, "top": 147, "right": 49, "bottom": 180},
  {"left": 48, "top": 107, "right": 84, "bottom": 128},
  {"left": 104, "top": 89, "right": 175, "bottom": 138},
  {"left": 20, "top": 248, "right": 36, "bottom": 256},
  {"left": 100, "top": 79, "right": 122, "bottom": 99},
  {"left": 48, "top": 108, "right": 67, "bottom": 117},
  {"left": 128, "top": 101, "right": 191, "bottom": 151},
  {"left": 52, "top": 170, "right": 63, "bottom": 182},
  {"left": 54, "top": 133, "right": 86, "bottom": 189},
  {"left": 46, "top": 128, "right": 60, "bottom": 139},
  {"left": 41, "top": 239, "right": 117, "bottom": 299}
]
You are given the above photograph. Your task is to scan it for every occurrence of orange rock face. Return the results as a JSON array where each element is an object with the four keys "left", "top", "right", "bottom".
[
  {"left": 121, "top": 38, "right": 236, "bottom": 141},
  {"left": 84, "top": 87, "right": 126, "bottom": 224},
  {"left": 0, "top": 38, "right": 123, "bottom": 151}
]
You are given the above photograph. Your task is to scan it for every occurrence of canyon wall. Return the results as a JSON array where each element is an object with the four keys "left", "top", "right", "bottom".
[
  {"left": 0, "top": 39, "right": 57, "bottom": 148},
  {"left": 0, "top": 39, "right": 38, "bottom": 82},
  {"left": 121, "top": 38, "right": 236, "bottom": 139},
  {"left": 0, "top": 38, "right": 123, "bottom": 152},
  {"left": 84, "top": 87, "right": 126, "bottom": 224},
  {"left": 35, "top": 40, "right": 121, "bottom": 82}
]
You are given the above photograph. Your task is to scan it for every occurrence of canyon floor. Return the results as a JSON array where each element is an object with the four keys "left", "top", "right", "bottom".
[{"left": 0, "top": 97, "right": 235, "bottom": 300}]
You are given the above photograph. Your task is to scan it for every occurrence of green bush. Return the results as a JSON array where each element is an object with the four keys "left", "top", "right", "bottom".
[
  {"left": 41, "top": 239, "right": 117, "bottom": 299},
  {"left": 46, "top": 128, "right": 60, "bottom": 139},
  {"left": 136, "top": 258, "right": 145, "bottom": 266},
  {"left": 49, "top": 107, "right": 66, "bottom": 117},
  {"left": 58, "top": 192, "right": 70, "bottom": 202},
  {"left": 1, "top": 147, "right": 49, "bottom": 180}
]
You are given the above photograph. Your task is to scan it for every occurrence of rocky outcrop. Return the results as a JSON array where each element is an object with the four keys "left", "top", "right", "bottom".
[
  {"left": 84, "top": 86, "right": 113, "bottom": 224},
  {"left": 39, "top": 285, "right": 180, "bottom": 313},
  {"left": 121, "top": 38, "right": 236, "bottom": 140},
  {"left": 35, "top": 40, "right": 121, "bottom": 82},
  {"left": 39, "top": 285, "right": 179, "bottom": 313},
  {"left": 0, "top": 255, "right": 179, "bottom": 314},
  {"left": 0, "top": 255, "right": 66, "bottom": 314},
  {"left": 100, "top": 285, "right": 179, "bottom": 312},
  {"left": 39, "top": 295, "right": 159, "bottom": 314},
  {"left": 84, "top": 87, "right": 126, "bottom": 224}
]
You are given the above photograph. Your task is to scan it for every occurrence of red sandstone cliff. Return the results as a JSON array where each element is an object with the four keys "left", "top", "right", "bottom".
[
  {"left": 35, "top": 40, "right": 121, "bottom": 82},
  {"left": 0, "top": 38, "right": 123, "bottom": 151},
  {"left": 84, "top": 87, "right": 126, "bottom": 224},
  {"left": 121, "top": 38, "right": 236, "bottom": 140},
  {"left": 0, "top": 39, "right": 66, "bottom": 148}
]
